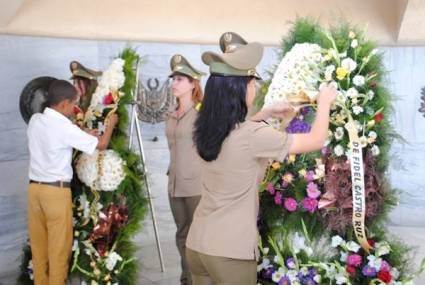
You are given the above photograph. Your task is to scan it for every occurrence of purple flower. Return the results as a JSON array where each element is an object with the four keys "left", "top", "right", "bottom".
[
  {"left": 306, "top": 182, "right": 321, "bottom": 199},
  {"left": 304, "top": 170, "right": 315, "bottom": 182},
  {"left": 275, "top": 191, "right": 282, "bottom": 205},
  {"left": 321, "top": 147, "right": 329, "bottom": 156},
  {"left": 286, "top": 117, "right": 312, "bottom": 134},
  {"left": 380, "top": 260, "right": 391, "bottom": 272},
  {"left": 362, "top": 264, "right": 377, "bottom": 277},
  {"left": 347, "top": 254, "right": 362, "bottom": 267},
  {"left": 286, "top": 257, "right": 296, "bottom": 269},
  {"left": 302, "top": 277, "right": 316, "bottom": 285},
  {"left": 262, "top": 267, "right": 275, "bottom": 279},
  {"left": 267, "top": 182, "right": 275, "bottom": 195},
  {"left": 303, "top": 198, "right": 318, "bottom": 213},
  {"left": 284, "top": 198, "right": 298, "bottom": 212},
  {"left": 309, "top": 268, "right": 319, "bottom": 278},
  {"left": 279, "top": 276, "right": 291, "bottom": 285},
  {"left": 300, "top": 106, "right": 311, "bottom": 116},
  {"left": 282, "top": 180, "right": 289, "bottom": 188}
]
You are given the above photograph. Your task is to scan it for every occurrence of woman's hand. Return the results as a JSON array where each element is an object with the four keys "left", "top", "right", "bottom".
[{"left": 317, "top": 84, "right": 337, "bottom": 107}]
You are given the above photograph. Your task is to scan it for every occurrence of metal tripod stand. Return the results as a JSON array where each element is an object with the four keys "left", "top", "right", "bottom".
[{"left": 128, "top": 60, "right": 165, "bottom": 272}]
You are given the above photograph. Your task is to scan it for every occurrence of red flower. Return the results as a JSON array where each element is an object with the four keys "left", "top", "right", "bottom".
[
  {"left": 103, "top": 92, "right": 114, "bottom": 105},
  {"left": 368, "top": 239, "right": 375, "bottom": 247},
  {"left": 377, "top": 271, "right": 392, "bottom": 283},
  {"left": 73, "top": 106, "right": 81, "bottom": 114},
  {"left": 370, "top": 81, "right": 378, "bottom": 87},
  {"left": 374, "top": 112, "right": 384, "bottom": 124},
  {"left": 346, "top": 266, "right": 356, "bottom": 276}
]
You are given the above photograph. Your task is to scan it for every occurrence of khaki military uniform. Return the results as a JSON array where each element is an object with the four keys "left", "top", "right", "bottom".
[
  {"left": 166, "top": 54, "right": 205, "bottom": 285},
  {"left": 186, "top": 120, "right": 292, "bottom": 257},
  {"left": 185, "top": 36, "right": 292, "bottom": 285}
]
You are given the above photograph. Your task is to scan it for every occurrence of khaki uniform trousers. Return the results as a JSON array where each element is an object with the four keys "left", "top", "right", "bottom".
[
  {"left": 28, "top": 183, "right": 73, "bottom": 285},
  {"left": 169, "top": 195, "right": 201, "bottom": 285},
  {"left": 186, "top": 248, "right": 257, "bottom": 285}
]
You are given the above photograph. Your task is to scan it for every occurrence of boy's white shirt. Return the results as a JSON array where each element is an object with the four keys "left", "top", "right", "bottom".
[{"left": 27, "top": 107, "right": 98, "bottom": 182}]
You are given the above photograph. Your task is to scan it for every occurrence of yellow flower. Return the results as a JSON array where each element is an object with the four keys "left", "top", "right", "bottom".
[
  {"left": 299, "top": 169, "right": 307, "bottom": 177},
  {"left": 349, "top": 31, "right": 356, "bottom": 39},
  {"left": 287, "top": 154, "right": 296, "bottom": 164},
  {"left": 367, "top": 120, "right": 375, "bottom": 127},
  {"left": 90, "top": 261, "right": 96, "bottom": 268},
  {"left": 104, "top": 274, "right": 111, "bottom": 281},
  {"left": 94, "top": 111, "right": 102, "bottom": 117},
  {"left": 336, "top": 67, "right": 349, "bottom": 80},
  {"left": 271, "top": 161, "right": 281, "bottom": 170},
  {"left": 91, "top": 281, "right": 99, "bottom": 285},
  {"left": 74, "top": 231, "right": 80, "bottom": 237},
  {"left": 93, "top": 269, "right": 101, "bottom": 276}
]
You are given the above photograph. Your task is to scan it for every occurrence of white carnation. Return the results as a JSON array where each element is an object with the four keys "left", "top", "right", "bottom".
[
  {"left": 334, "top": 127, "right": 344, "bottom": 141},
  {"left": 352, "top": 106, "right": 364, "bottom": 115},
  {"left": 105, "top": 252, "right": 123, "bottom": 271},
  {"left": 359, "top": 136, "right": 368, "bottom": 148},
  {"left": 346, "top": 241, "right": 361, "bottom": 252},
  {"left": 341, "top": 58, "right": 357, "bottom": 72},
  {"left": 371, "top": 145, "right": 380, "bottom": 156},
  {"left": 353, "top": 75, "right": 365, "bottom": 86},
  {"left": 334, "top": 145, "right": 344, "bottom": 157},
  {"left": 346, "top": 87, "right": 359, "bottom": 98}
]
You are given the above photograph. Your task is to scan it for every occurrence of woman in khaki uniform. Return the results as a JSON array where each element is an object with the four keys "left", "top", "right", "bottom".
[
  {"left": 185, "top": 42, "right": 337, "bottom": 284},
  {"left": 166, "top": 54, "right": 206, "bottom": 285}
]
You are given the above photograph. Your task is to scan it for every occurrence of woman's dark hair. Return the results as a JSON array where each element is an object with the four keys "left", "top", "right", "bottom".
[
  {"left": 45, "top": 79, "right": 77, "bottom": 107},
  {"left": 194, "top": 75, "right": 252, "bottom": 161}
]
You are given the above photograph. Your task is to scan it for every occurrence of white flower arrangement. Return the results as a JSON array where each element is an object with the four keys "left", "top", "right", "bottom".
[
  {"left": 85, "top": 58, "right": 125, "bottom": 129},
  {"left": 90, "top": 59, "right": 125, "bottom": 107},
  {"left": 263, "top": 43, "right": 323, "bottom": 108},
  {"left": 76, "top": 149, "right": 126, "bottom": 191}
]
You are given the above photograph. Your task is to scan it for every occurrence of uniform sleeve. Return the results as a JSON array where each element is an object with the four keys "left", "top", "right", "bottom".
[
  {"left": 248, "top": 122, "right": 293, "bottom": 161},
  {"left": 66, "top": 124, "right": 98, "bottom": 154}
]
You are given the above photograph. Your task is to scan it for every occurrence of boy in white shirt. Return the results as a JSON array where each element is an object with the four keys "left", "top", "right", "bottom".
[{"left": 27, "top": 79, "right": 118, "bottom": 285}]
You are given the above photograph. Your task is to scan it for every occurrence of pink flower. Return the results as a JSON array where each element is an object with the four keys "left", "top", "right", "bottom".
[
  {"left": 304, "top": 171, "right": 315, "bottom": 182},
  {"left": 283, "top": 172, "right": 294, "bottom": 183},
  {"left": 303, "top": 197, "right": 318, "bottom": 213},
  {"left": 274, "top": 192, "right": 282, "bottom": 205},
  {"left": 284, "top": 198, "right": 298, "bottom": 212},
  {"left": 380, "top": 260, "right": 391, "bottom": 272},
  {"left": 347, "top": 254, "right": 362, "bottom": 267},
  {"left": 321, "top": 147, "right": 329, "bottom": 156},
  {"left": 281, "top": 180, "right": 289, "bottom": 188},
  {"left": 267, "top": 183, "right": 275, "bottom": 195},
  {"left": 306, "top": 182, "right": 321, "bottom": 199}
]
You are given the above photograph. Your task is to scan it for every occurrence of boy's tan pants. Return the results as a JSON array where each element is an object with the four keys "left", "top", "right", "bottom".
[{"left": 28, "top": 183, "right": 73, "bottom": 285}]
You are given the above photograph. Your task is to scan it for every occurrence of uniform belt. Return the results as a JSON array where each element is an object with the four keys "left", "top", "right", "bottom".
[{"left": 29, "top": 180, "right": 71, "bottom": 188}]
